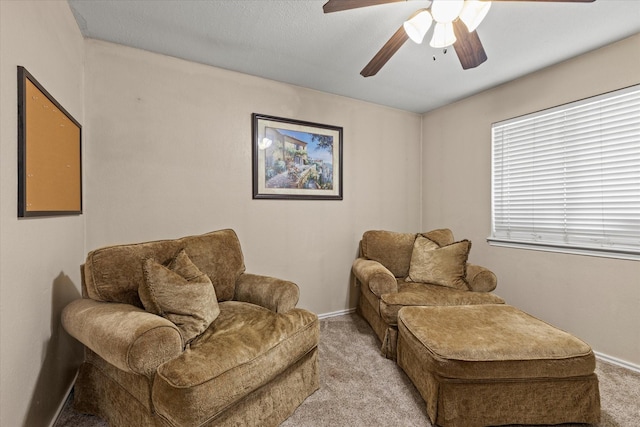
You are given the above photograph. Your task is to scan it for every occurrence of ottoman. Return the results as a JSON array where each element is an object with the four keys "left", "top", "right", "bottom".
[{"left": 397, "top": 304, "right": 600, "bottom": 427}]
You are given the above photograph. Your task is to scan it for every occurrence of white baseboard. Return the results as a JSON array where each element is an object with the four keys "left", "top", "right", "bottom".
[
  {"left": 318, "top": 307, "right": 356, "bottom": 319},
  {"left": 49, "top": 371, "right": 78, "bottom": 427},
  {"left": 595, "top": 351, "right": 640, "bottom": 374}
]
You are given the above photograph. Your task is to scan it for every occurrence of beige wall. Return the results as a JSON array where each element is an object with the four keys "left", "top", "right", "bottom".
[
  {"left": 422, "top": 34, "right": 640, "bottom": 367},
  {"left": 83, "top": 40, "right": 422, "bottom": 315},
  {"left": 0, "top": 1, "right": 85, "bottom": 426}
]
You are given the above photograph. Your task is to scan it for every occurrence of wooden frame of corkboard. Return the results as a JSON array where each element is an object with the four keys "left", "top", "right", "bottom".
[{"left": 17, "top": 66, "right": 82, "bottom": 217}]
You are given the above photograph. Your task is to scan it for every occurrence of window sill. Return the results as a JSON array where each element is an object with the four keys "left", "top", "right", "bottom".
[{"left": 487, "top": 238, "right": 640, "bottom": 261}]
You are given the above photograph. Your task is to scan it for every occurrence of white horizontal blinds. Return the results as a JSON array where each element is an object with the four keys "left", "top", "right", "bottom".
[{"left": 492, "top": 85, "right": 640, "bottom": 256}]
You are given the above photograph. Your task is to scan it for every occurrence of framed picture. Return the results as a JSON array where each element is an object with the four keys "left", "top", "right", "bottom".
[
  {"left": 17, "top": 66, "right": 82, "bottom": 217},
  {"left": 252, "top": 114, "right": 343, "bottom": 200}
]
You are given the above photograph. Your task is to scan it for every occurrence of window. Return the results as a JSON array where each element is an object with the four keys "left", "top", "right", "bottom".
[{"left": 490, "top": 85, "right": 640, "bottom": 260}]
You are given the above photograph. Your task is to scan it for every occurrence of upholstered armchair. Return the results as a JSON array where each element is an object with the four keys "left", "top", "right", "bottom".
[
  {"left": 353, "top": 229, "right": 504, "bottom": 359},
  {"left": 62, "top": 229, "right": 319, "bottom": 427}
]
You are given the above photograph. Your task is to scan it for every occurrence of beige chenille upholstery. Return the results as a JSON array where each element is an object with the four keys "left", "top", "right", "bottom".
[
  {"left": 63, "top": 229, "right": 319, "bottom": 427},
  {"left": 353, "top": 229, "right": 504, "bottom": 359},
  {"left": 397, "top": 305, "right": 600, "bottom": 427}
]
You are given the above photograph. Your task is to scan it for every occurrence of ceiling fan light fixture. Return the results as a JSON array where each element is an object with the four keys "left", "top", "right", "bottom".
[
  {"left": 403, "top": 9, "right": 433, "bottom": 44},
  {"left": 460, "top": 0, "right": 492, "bottom": 32},
  {"left": 430, "top": 0, "right": 464, "bottom": 24},
  {"left": 430, "top": 21, "right": 456, "bottom": 48}
]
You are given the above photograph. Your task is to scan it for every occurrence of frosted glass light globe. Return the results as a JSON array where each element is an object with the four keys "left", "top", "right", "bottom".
[{"left": 431, "top": 0, "right": 464, "bottom": 23}]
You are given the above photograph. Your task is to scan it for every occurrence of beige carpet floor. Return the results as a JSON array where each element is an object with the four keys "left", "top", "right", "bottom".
[{"left": 55, "top": 312, "right": 640, "bottom": 427}]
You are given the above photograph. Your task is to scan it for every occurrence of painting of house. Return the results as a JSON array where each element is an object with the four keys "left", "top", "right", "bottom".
[{"left": 263, "top": 127, "right": 334, "bottom": 190}]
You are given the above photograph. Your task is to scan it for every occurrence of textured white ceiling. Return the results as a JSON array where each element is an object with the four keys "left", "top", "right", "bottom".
[{"left": 67, "top": 0, "right": 640, "bottom": 113}]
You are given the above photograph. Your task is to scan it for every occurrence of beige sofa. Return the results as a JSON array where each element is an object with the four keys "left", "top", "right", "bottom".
[
  {"left": 353, "top": 229, "right": 505, "bottom": 359},
  {"left": 62, "top": 229, "right": 319, "bottom": 427}
]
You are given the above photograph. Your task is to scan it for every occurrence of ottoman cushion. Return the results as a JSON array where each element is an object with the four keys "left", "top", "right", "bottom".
[
  {"left": 398, "top": 304, "right": 595, "bottom": 379},
  {"left": 397, "top": 304, "right": 600, "bottom": 427}
]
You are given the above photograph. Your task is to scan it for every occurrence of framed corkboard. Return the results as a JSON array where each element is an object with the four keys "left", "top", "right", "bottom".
[{"left": 17, "top": 66, "right": 82, "bottom": 217}]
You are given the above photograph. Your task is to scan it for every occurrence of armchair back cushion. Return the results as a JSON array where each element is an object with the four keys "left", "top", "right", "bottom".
[
  {"left": 360, "top": 229, "right": 454, "bottom": 278},
  {"left": 83, "top": 229, "right": 245, "bottom": 307}
]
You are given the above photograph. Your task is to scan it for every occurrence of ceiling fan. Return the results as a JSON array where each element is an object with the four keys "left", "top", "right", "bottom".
[{"left": 322, "top": 0, "right": 596, "bottom": 77}]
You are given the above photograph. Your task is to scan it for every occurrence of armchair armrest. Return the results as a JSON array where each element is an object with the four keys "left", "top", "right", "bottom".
[
  {"left": 234, "top": 273, "right": 299, "bottom": 313},
  {"left": 62, "top": 299, "right": 183, "bottom": 376},
  {"left": 466, "top": 263, "right": 497, "bottom": 292},
  {"left": 352, "top": 258, "right": 398, "bottom": 297}
]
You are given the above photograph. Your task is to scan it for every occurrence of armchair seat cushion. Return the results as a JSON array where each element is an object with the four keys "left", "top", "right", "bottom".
[
  {"left": 153, "top": 301, "right": 319, "bottom": 427},
  {"left": 379, "top": 281, "right": 505, "bottom": 325}
]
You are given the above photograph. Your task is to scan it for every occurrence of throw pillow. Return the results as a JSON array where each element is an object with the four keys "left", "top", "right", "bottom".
[
  {"left": 140, "top": 249, "right": 220, "bottom": 345},
  {"left": 421, "top": 228, "right": 454, "bottom": 247},
  {"left": 406, "top": 236, "right": 471, "bottom": 290}
]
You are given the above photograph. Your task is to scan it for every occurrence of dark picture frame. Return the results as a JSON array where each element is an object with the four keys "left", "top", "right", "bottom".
[
  {"left": 252, "top": 113, "right": 343, "bottom": 200},
  {"left": 17, "top": 66, "right": 82, "bottom": 217}
]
